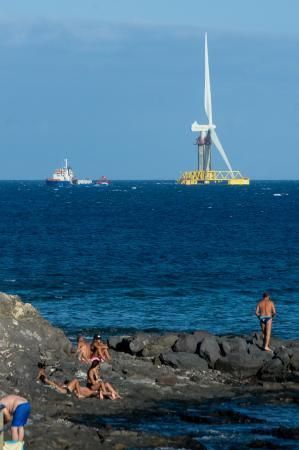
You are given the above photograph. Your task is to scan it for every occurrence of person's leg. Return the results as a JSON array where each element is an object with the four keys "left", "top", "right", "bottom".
[
  {"left": 11, "top": 427, "right": 19, "bottom": 441},
  {"left": 79, "top": 387, "right": 97, "bottom": 398},
  {"left": 264, "top": 319, "right": 272, "bottom": 350},
  {"left": 98, "top": 389, "right": 104, "bottom": 400},
  {"left": 104, "top": 383, "right": 121, "bottom": 399},
  {"left": 67, "top": 379, "right": 79, "bottom": 392},
  {"left": 260, "top": 321, "right": 266, "bottom": 347},
  {"left": 18, "top": 426, "right": 24, "bottom": 441}
]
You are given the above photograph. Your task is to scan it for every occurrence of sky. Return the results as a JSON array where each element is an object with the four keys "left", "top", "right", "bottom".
[{"left": 0, "top": 1, "right": 299, "bottom": 179}]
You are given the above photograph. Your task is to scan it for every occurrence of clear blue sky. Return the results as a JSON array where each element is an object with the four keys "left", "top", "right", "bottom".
[{"left": 0, "top": 1, "right": 298, "bottom": 179}]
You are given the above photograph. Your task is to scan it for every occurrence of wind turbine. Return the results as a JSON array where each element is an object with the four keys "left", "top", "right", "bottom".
[{"left": 191, "top": 33, "right": 233, "bottom": 173}]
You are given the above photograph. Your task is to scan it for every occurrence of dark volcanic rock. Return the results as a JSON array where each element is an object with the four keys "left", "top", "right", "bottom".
[
  {"left": 274, "top": 346, "right": 291, "bottom": 366},
  {"left": 173, "top": 334, "right": 200, "bottom": 353},
  {"left": 0, "top": 292, "right": 74, "bottom": 389},
  {"left": 173, "top": 331, "right": 212, "bottom": 354},
  {"left": 289, "top": 348, "right": 299, "bottom": 371},
  {"left": 215, "top": 353, "right": 264, "bottom": 378},
  {"left": 108, "top": 335, "right": 131, "bottom": 352},
  {"left": 160, "top": 352, "right": 209, "bottom": 370},
  {"left": 128, "top": 333, "right": 153, "bottom": 355},
  {"left": 248, "top": 332, "right": 264, "bottom": 347},
  {"left": 109, "top": 333, "right": 179, "bottom": 357},
  {"left": 198, "top": 335, "right": 221, "bottom": 368},
  {"left": 141, "top": 333, "right": 179, "bottom": 357},
  {"left": 193, "top": 330, "right": 213, "bottom": 339},
  {"left": 155, "top": 375, "right": 178, "bottom": 386},
  {"left": 248, "top": 344, "right": 272, "bottom": 361},
  {"left": 258, "top": 358, "right": 286, "bottom": 381},
  {"left": 219, "top": 336, "right": 248, "bottom": 356},
  {"left": 180, "top": 409, "right": 263, "bottom": 425}
]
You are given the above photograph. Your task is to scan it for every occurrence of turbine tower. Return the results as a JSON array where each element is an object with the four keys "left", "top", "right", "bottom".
[
  {"left": 191, "top": 33, "right": 233, "bottom": 173},
  {"left": 177, "top": 33, "right": 249, "bottom": 185}
]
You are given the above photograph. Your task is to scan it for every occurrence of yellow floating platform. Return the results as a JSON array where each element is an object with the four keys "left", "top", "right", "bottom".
[{"left": 177, "top": 170, "right": 250, "bottom": 186}]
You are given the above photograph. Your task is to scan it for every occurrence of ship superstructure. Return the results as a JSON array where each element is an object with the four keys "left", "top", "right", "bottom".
[
  {"left": 46, "top": 158, "right": 75, "bottom": 186},
  {"left": 178, "top": 33, "right": 249, "bottom": 186}
]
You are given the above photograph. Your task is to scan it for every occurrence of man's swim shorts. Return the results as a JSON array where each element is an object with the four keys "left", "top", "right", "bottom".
[{"left": 12, "top": 403, "right": 31, "bottom": 427}]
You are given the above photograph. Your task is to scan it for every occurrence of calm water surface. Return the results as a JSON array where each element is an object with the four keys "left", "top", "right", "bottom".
[{"left": 0, "top": 180, "right": 298, "bottom": 339}]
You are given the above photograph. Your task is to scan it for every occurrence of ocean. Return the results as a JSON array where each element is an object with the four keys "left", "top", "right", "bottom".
[{"left": 0, "top": 180, "right": 298, "bottom": 340}]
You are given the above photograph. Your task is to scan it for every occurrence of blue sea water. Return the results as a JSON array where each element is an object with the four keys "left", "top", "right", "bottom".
[{"left": 0, "top": 180, "right": 298, "bottom": 339}]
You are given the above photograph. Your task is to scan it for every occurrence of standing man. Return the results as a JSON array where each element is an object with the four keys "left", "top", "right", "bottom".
[
  {"left": 256, "top": 293, "right": 276, "bottom": 352},
  {"left": 0, "top": 395, "right": 31, "bottom": 442}
]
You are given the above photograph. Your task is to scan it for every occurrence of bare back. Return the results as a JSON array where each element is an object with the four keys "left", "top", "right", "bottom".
[
  {"left": 257, "top": 299, "right": 275, "bottom": 317},
  {"left": 0, "top": 395, "right": 28, "bottom": 415},
  {"left": 88, "top": 367, "right": 99, "bottom": 385}
]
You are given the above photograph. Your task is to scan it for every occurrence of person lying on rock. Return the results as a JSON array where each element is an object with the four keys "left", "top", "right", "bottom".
[
  {"left": 87, "top": 359, "right": 121, "bottom": 400},
  {"left": 76, "top": 336, "right": 92, "bottom": 363},
  {"left": 91, "top": 334, "right": 111, "bottom": 361},
  {"left": 256, "top": 292, "right": 276, "bottom": 352},
  {"left": 38, "top": 374, "right": 98, "bottom": 398},
  {"left": 0, "top": 394, "right": 31, "bottom": 442}
]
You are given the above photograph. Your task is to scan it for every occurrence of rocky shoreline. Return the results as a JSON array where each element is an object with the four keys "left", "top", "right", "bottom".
[{"left": 0, "top": 292, "right": 298, "bottom": 449}]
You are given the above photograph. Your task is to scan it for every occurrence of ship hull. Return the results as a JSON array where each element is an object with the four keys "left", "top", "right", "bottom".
[{"left": 46, "top": 179, "right": 72, "bottom": 187}]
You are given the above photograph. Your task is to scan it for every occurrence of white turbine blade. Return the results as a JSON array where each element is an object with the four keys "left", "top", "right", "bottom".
[
  {"left": 204, "top": 33, "right": 213, "bottom": 125},
  {"left": 210, "top": 129, "right": 233, "bottom": 172}
]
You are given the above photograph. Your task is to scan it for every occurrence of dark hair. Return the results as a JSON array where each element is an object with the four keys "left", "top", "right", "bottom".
[
  {"left": 39, "top": 374, "right": 46, "bottom": 383},
  {"left": 262, "top": 292, "right": 269, "bottom": 299},
  {"left": 93, "top": 334, "right": 101, "bottom": 341},
  {"left": 90, "top": 359, "right": 100, "bottom": 369},
  {"left": 38, "top": 362, "right": 46, "bottom": 369},
  {"left": 63, "top": 379, "right": 70, "bottom": 385}
]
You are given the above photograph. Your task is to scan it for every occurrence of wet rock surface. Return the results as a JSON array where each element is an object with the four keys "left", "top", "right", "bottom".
[{"left": 0, "top": 292, "right": 298, "bottom": 449}]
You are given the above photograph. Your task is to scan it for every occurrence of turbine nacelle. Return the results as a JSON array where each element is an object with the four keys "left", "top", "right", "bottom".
[{"left": 191, "top": 122, "right": 216, "bottom": 133}]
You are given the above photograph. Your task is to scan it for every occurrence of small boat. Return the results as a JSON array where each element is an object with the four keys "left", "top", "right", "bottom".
[
  {"left": 46, "top": 158, "right": 75, "bottom": 187},
  {"left": 95, "top": 176, "right": 110, "bottom": 186}
]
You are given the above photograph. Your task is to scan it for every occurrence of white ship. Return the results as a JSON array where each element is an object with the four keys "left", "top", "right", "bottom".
[{"left": 46, "top": 159, "right": 75, "bottom": 186}]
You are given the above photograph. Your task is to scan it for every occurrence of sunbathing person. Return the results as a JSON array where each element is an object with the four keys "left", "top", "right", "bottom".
[
  {"left": 39, "top": 374, "right": 98, "bottom": 398},
  {"left": 76, "top": 336, "right": 92, "bottom": 363},
  {"left": 87, "top": 359, "right": 121, "bottom": 400},
  {"left": 91, "top": 334, "right": 111, "bottom": 361}
]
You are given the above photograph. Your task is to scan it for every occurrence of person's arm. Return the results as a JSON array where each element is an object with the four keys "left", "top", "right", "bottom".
[
  {"left": 2, "top": 408, "right": 11, "bottom": 424},
  {"left": 255, "top": 304, "right": 260, "bottom": 317},
  {"left": 91, "top": 370, "right": 98, "bottom": 384},
  {"left": 271, "top": 302, "right": 276, "bottom": 317}
]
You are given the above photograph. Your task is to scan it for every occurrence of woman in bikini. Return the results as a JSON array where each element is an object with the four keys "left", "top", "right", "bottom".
[
  {"left": 90, "top": 334, "right": 111, "bottom": 361},
  {"left": 87, "top": 359, "right": 121, "bottom": 400},
  {"left": 76, "top": 336, "right": 92, "bottom": 363}
]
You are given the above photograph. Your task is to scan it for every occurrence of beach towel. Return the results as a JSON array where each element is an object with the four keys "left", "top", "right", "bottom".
[{"left": 4, "top": 441, "right": 24, "bottom": 450}]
